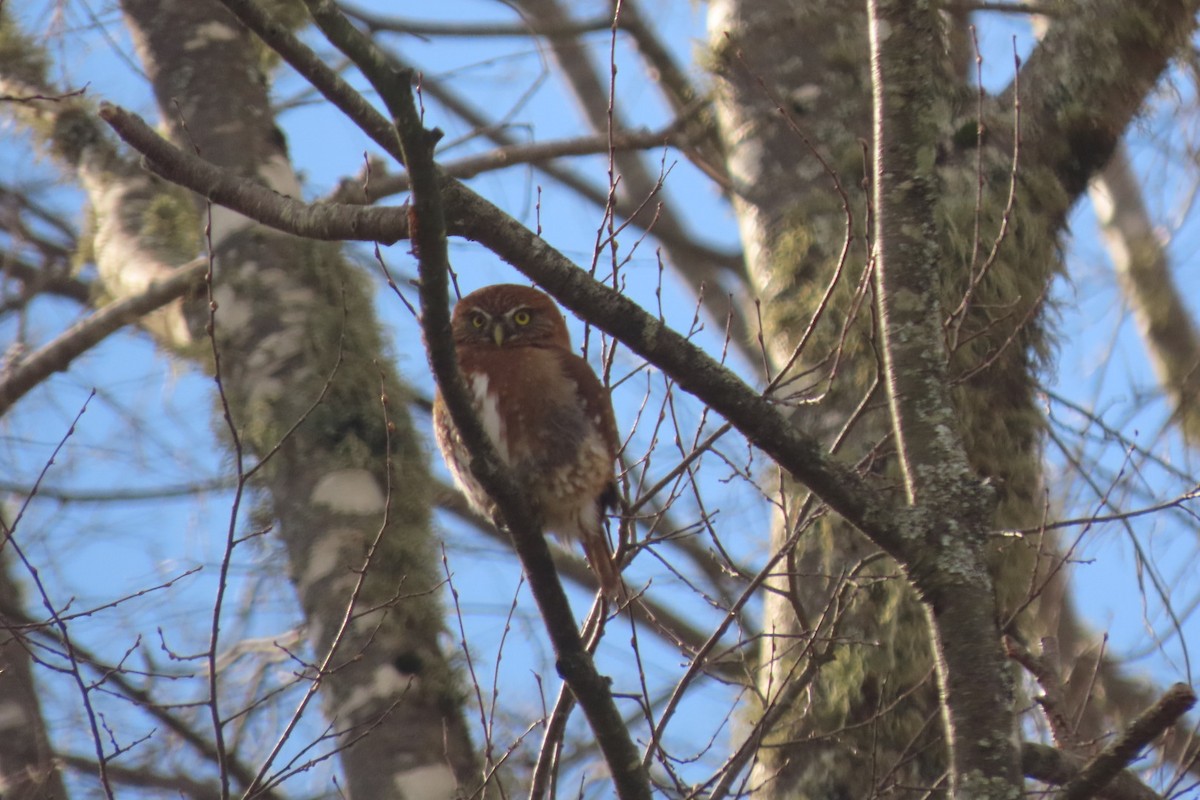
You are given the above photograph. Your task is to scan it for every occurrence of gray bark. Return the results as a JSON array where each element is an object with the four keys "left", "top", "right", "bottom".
[
  {"left": 0, "top": 1, "right": 484, "bottom": 795},
  {"left": 706, "top": 0, "right": 1199, "bottom": 796},
  {"left": 116, "top": 1, "right": 482, "bottom": 796}
]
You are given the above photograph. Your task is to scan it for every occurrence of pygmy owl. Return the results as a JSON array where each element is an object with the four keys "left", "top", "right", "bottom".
[{"left": 432, "top": 284, "right": 623, "bottom": 598}]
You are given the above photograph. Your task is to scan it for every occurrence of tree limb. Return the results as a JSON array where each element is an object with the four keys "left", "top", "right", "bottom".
[
  {"left": 997, "top": 0, "right": 1199, "bottom": 201},
  {"left": 867, "top": 0, "right": 1017, "bottom": 793},
  {"left": 1090, "top": 142, "right": 1200, "bottom": 444},
  {"left": 1058, "top": 683, "right": 1197, "bottom": 800},
  {"left": 293, "top": 2, "right": 653, "bottom": 796},
  {"left": 1022, "top": 743, "right": 1162, "bottom": 800},
  {"left": 99, "top": 94, "right": 913, "bottom": 565}
]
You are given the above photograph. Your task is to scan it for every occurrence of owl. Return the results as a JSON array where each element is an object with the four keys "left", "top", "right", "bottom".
[{"left": 432, "top": 284, "right": 624, "bottom": 598}]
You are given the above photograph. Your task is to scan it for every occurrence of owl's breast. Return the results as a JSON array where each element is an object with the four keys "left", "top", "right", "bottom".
[{"left": 454, "top": 348, "right": 613, "bottom": 527}]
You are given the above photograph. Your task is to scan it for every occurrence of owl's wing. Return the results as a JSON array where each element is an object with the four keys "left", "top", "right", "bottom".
[
  {"left": 555, "top": 350, "right": 620, "bottom": 462},
  {"left": 554, "top": 349, "right": 627, "bottom": 599},
  {"left": 555, "top": 350, "right": 621, "bottom": 515}
]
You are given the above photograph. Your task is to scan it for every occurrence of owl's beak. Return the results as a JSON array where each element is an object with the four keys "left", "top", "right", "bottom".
[{"left": 492, "top": 324, "right": 505, "bottom": 347}]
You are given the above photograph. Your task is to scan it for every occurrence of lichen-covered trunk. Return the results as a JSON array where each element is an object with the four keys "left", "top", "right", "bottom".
[
  {"left": 109, "top": 1, "right": 482, "bottom": 796},
  {"left": 706, "top": 0, "right": 1064, "bottom": 795}
]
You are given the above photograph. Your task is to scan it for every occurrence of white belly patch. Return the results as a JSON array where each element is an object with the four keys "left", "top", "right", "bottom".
[{"left": 471, "top": 372, "right": 509, "bottom": 463}]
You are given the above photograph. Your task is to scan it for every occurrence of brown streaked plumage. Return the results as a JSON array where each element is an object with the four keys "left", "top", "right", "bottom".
[{"left": 432, "top": 284, "right": 623, "bottom": 598}]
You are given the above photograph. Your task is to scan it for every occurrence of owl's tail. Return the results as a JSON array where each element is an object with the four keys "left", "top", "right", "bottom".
[{"left": 582, "top": 534, "right": 627, "bottom": 603}]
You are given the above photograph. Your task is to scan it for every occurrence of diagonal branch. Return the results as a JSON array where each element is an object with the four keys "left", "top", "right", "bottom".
[
  {"left": 1022, "top": 743, "right": 1162, "bottom": 800},
  {"left": 513, "top": 0, "right": 753, "bottom": 353},
  {"left": 292, "top": 2, "right": 653, "bottom": 797},
  {"left": 211, "top": 0, "right": 744, "bottom": 282},
  {"left": 1057, "top": 683, "right": 1197, "bottom": 800},
  {"left": 99, "top": 103, "right": 911, "bottom": 565},
  {"left": 97, "top": 104, "right": 408, "bottom": 243},
  {"left": 1090, "top": 142, "right": 1200, "bottom": 444},
  {"left": 996, "top": 0, "right": 1199, "bottom": 202}
]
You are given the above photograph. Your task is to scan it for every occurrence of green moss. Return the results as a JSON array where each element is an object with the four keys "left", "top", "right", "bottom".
[
  {"left": 251, "top": 0, "right": 312, "bottom": 72},
  {"left": 139, "top": 190, "right": 203, "bottom": 261},
  {"left": 0, "top": 10, "right": 49, "bottom": 87}
]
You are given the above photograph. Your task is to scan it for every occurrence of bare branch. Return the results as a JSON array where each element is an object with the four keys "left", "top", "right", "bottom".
[
  {"left": 288, "top": 1, "right": 653, "bottom": 795},
  {"left": 1058, "top": 683, "right": 1197, "bottom": 800},
  {"left": 97, "top": 85, "right": 912, "bottom": 566},
  {"left": 1022, "top": 743, "right": 1163, "bottom": 800},
  {"left": 514, "top": 0, "right": 753, "bottom": 354},
  {"left": 330, "top": 126, "right": 687, "bottom": 204}
]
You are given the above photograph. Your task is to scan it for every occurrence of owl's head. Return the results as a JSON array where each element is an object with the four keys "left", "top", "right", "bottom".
[{"left": 451, "top": 284, "right": 572, "bottom": 349}]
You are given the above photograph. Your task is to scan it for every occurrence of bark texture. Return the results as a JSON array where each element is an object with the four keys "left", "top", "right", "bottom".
[
  {"left": 1091, "top": 144, "right": 1200, "bottom": 444},
  {"left": 117, "top": 2, "right": 481, "bottom": 796},
  {"left": 1, "top": 1, "right": 483, "bottom": 796},
  {"left": 706, "top": 0, "right": 1198, "bottom": 796}
]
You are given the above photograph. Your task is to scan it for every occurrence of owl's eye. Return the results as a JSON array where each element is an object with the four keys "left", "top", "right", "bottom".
[
  {"left": 470, "top": 313, "right": 487, "bottom": 329},
  {"left": 513, "top": 310, "right": 532, "bottom": 326}
]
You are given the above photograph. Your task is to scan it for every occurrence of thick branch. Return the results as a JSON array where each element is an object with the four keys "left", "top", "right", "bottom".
[
  {"left": 869, "top": 3, "right": 974, "bottom": 503},
  {"left": 295, "top": 2, "right": 652, "bottom": 796},
  {"left": 1058, "top": 683, "right": 1197, "bottom": 800},
  {"left": 99, "top": 97, "right": 913, "bottom": 567},
  {"left": 445, "top": 181, "right": 910, "bottom": 557},
  {"left": 868, "top": 0, "right": 1016, "bottom": 794},
  {"left": 98, "top": 104, "right": 408, "bottom": 243},
  {"left": 1022, "top": 743, "right": 1161, "bottom": 800},
  {"left": 209, "top": 0, "right": 744, "bottom": 279},
  {"left": 1090, "top": 143, "right": 1200, "bottom": 444},
  {"left": 998, "top": 0, "right": 1199, "bottom": 201}
]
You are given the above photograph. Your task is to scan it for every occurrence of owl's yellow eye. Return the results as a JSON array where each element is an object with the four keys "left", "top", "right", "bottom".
[
  {"left": 513, "top": 310, "right": 532, "bottom": 326},
  {"left": 470, "top": 313, "right": 487, "bottom": 329}
]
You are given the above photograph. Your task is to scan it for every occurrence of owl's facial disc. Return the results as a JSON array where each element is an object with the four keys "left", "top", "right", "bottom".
[{"left": 490, "top": 306, "right": 535, "bottom": 347}]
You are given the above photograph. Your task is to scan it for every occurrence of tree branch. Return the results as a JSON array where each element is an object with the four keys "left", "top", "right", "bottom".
[
  {"left": 1022, "top": 743, "right": 1162, "bottom": 800},
  {"left": 341, "top": 1, "right": 615, "bottom": 38},
  {"left": 209, "top": 0, "right": 744, "bottom": 280},
  {"left": 293, "top": 2, "right": 653, "bottom": 796},
  {"left": 868, "top": 0, "right": 1017, "bottom": 793},
  {"left": 1090, "top": 142, "right": 1200, "bottom": 444},
  {"left": 330, "top": 126, "right": 687, "bottom": 204},
  {"left": 98, "top": 91, "right": 913, "bottom": 567},
  {"left": 98, "top": 104, "right": 408, "bottom": 244},
  {"left": 1058, "top": 683, "right": 1197, "bottom": 800},
  {"left": 998, "top": 0, "right": 1199, "bottom": 201},
  {"left": 513, "top": 0, "right": 754, "bottom": 355}
]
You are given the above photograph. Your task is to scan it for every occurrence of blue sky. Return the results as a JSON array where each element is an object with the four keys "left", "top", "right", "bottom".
[{"left": 4, "top": 0, "right": 1200, "bottom": 795}]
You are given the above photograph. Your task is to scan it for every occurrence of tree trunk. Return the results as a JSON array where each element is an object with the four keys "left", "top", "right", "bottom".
[
  {"left": 707, "top": 0, "right": 1196, "bottom": 796},
  {"left": 115, "top": 2, "right": 482, "bottom": 796}
]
